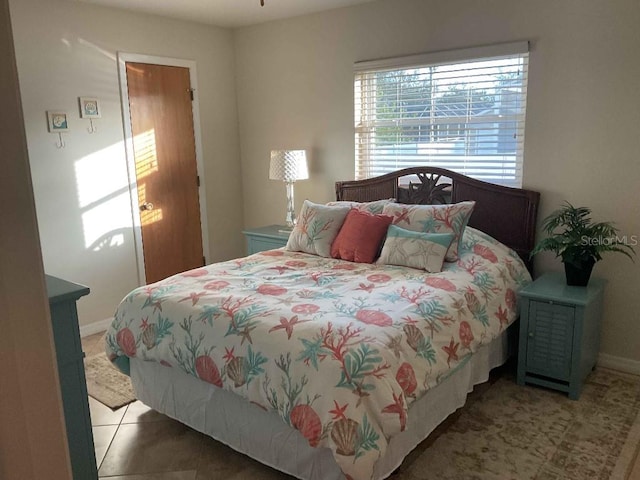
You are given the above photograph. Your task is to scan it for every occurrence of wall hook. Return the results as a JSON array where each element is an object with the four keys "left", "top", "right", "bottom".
[{"left": 56, "top": 132, "right": 66, "bottom": 149}]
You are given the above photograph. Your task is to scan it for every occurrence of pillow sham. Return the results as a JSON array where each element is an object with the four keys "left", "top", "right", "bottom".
[
  {"left": 330, "top": 209, "right": 393, "bottom": 263},
  {"left": 285, "top": 200, "right": 350, "bottom": 257},
  {"left": 326, "top": 198, "right": 395, "bottom": 215},
  {"left": 378, "top": 225, "right": 454, "bottom": 273},
  {"left": 381, "top": 201, "right": 475, "bottom": 261}
]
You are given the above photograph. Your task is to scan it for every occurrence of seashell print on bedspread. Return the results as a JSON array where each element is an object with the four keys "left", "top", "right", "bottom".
[{"left": 105, "top": 226, "right": 530, "bottom": 480}]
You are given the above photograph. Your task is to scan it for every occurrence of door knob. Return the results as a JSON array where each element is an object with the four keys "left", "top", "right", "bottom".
[{"left": 140, "top": 202, "right": 154, "bottom": 211}]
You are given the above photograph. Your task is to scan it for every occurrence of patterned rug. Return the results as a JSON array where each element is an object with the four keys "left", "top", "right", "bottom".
[
  {"left": 399, "top": 367, "right": 640, "bottom": 480},
  {"left": 84, "top": 353, "right": 136, "bottom": 409}
]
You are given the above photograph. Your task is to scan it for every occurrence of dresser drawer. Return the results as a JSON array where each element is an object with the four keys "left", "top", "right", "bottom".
[{"left": 46, "top": 275, "right": 97, "bottom": 479}]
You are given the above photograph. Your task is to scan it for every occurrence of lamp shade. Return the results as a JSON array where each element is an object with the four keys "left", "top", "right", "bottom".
[{"left": 269, "top": 150, "right": 308, "bottom": 182}]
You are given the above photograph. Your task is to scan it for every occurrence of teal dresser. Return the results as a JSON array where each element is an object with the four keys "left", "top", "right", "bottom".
[
  {"left": 516, "top": 272, "right": 605, "bottom": 400},
  {"left": 243, "top": 225, "right": 291, "bottom": 254},
  {"left": 46, "top": 275, "right": 97, "bottom": 479}
]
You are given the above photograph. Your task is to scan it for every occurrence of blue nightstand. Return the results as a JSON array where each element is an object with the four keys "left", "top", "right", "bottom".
[
  {"left": 516, "top": 272, "right": 605, "bottom": 400},
  {"left": 243, "top": 225, "right": 291, "bottom": 254}
]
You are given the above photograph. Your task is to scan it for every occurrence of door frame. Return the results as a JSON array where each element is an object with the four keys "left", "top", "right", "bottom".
[{"left": 117, "top": 52, "right": 210, "bottom": 285}]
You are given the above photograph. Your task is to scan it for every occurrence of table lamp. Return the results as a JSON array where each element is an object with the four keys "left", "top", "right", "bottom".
[{"left": 269, "top": 149, "right": 308, "bottom": 229}]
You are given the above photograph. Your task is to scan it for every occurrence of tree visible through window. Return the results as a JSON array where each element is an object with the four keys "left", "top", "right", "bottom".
[{"left": 355, "top": 44, "right": 529, "bottom": 187}]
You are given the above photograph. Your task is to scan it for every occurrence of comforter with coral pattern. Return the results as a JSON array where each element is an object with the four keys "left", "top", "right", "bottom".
[{"left": 106, "top": 227, "right": 530, "bottom": 480}]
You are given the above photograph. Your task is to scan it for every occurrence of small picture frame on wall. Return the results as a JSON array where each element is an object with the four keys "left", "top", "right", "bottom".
[
  {"left": 79, "top": 97, "right": 101, "bottom": 119},
  {"left": 47, "top": 111, "right": 70, "bottom": 132}
]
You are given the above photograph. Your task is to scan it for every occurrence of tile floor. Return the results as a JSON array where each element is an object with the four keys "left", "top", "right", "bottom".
[
  {"left": 84, "top": 333, "right": 640, "bottom": 480},
  {"left": 84, "top": 332, "right": 291, "bottom": 480}
]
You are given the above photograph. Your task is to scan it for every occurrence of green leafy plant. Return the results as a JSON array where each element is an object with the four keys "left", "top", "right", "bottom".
[{"left": 531, "top": 202, "right": 634, "bottom": 269}]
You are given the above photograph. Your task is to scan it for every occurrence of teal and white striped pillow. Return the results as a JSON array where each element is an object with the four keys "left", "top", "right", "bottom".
[{"left": 378, "top": 225, "right": 454, "bottom": 273}]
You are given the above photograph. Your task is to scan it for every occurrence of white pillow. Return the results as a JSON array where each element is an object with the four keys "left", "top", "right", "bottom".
[
  {"left": 285, "top": 200, "right": 350, "bottom": 257},
  {"left": 381, "top": 201, "right": 475, "bottom": 262},
  {"left": 325, "top": 198, "right": 395, "bottom": 215}
]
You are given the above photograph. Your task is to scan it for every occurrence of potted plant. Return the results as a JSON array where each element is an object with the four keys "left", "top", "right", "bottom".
[{"left": 531, "top": 202, "right": 635, "bottom": 286}]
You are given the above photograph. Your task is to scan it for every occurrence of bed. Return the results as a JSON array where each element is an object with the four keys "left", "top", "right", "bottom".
[{"left": 106, "top": 167, "right": 540, "bottom": 480}]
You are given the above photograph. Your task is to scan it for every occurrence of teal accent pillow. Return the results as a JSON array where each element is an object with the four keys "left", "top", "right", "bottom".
[{"left": 378, "top": 225, "right": 454, "bottom": 272}]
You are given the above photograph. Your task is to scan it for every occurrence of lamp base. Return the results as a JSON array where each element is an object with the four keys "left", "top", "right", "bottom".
[{"left": 284, "top": 181, "right": 297, "bottom": 228}]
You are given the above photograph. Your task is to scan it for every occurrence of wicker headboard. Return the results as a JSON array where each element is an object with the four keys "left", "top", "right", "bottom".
[{"left": 335, "top": 167, "right": 540, "bottom": 272}]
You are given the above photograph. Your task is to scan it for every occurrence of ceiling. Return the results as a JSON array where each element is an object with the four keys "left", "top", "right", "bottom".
[{"left": 75, "top": 0, "right": 379, "bottom": 28}]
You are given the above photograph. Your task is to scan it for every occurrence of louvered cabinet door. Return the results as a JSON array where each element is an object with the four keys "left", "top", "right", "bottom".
[{"left": 525, "top": 301, "right": 575, "bottom": 379}]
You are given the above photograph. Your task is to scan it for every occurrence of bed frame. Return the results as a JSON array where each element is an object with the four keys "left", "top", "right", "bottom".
[{"left": 336, "top": 167, "right": 540, "bottom": 272}]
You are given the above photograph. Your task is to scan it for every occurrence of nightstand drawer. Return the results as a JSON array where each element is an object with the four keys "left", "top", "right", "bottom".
[
  {"left": 247, "top": 236, "right": 287, "bottom": 253},
  {"left": 525, "top": 301, "right": 575, "bottom": 380},
  {"left": 243, "top": 225, "right": 291, "bottom": 255}
]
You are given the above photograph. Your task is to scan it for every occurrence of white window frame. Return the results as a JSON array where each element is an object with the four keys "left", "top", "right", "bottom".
[{"left": 354, "top": 41, "right": 529, "bottom": 187}]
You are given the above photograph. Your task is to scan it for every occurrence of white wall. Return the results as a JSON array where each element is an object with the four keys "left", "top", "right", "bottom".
[
  {"left": 9, "top": 0, "right": 244, "bottom": 327},
  {"left": 234, "top": 0, "right": 640, "bottom": 363}
]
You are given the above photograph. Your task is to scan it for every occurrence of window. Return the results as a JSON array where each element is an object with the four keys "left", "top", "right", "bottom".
[{"left": 354, "top": 42, "right": 529, "bottom": 187}]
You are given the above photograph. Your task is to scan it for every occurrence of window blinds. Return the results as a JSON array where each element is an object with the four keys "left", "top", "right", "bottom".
[{"left": 354, "top": 42, "right": 529, "bottom": 187}]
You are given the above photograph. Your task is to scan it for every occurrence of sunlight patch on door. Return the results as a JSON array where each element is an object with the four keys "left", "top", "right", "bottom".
[
  {"left": 133, "top": 129, "right": 158, "bottom": 180},
  {"left": 140, "top": 208, "right": 164, "bottom": 225},
  {"left": 137, "top": 182, "right": 164, "bottom": 226}
]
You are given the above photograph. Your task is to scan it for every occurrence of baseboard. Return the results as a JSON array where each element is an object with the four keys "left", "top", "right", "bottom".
[
  {"left": 79, "top": 317, "right": 113, "bottom": 338},
  {"left": 598, "top": 353, "right": 640, "bottom": 376}
]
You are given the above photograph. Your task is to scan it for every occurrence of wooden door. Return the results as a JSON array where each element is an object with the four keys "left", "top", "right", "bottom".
[{"left": 126, "top": 62, "right": 204, "bottom": 284}]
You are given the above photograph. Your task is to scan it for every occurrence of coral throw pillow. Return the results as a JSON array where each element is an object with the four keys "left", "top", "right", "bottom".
[{"left": 330, "top": 209, "right": 393, "bottom": 263}]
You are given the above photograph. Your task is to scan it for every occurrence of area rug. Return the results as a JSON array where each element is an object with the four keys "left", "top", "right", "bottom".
[
  {"left": 398, "top": 368, "right": 640, "bottom": 480},
  {"left": 84, "top": 353, "right": 136, "bottom": 410}
]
